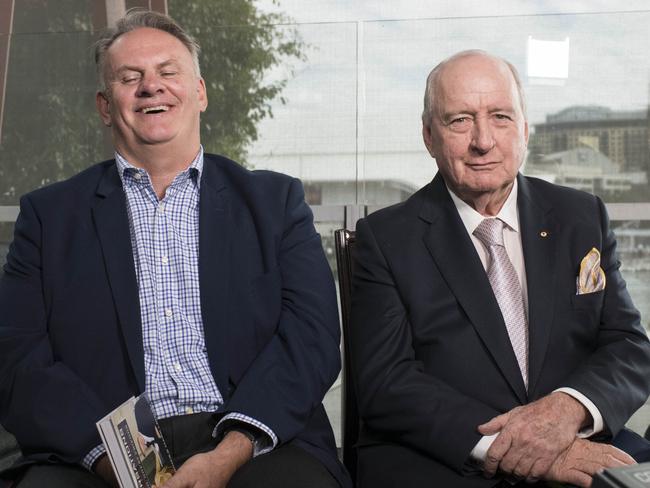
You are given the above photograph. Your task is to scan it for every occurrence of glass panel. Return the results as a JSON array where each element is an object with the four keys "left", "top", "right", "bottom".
[
  {"left": 0, "top": 221, "right": 13, "bottom": 264},
  {"left": 357, "top": 12, "right": 650, "bottom": 206},
  {"left": 9, "top": 0, "right": 97, "bottom": 35},
  {"left": 248, "top": 22, "right": 358, "bottom": 206},
  {"left": 614, "top": 220, "right": 650, "bottom": 332},
  {"left": 3, "top": 1, "right": 650, "bottom": 445},
  {"left": 0, "top": 28, "right": 110, "bottom": 205}
]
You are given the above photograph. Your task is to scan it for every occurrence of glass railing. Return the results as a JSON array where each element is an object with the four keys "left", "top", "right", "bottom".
[{"left": 3, "top": 7, "right": 650, "bottom": 446}]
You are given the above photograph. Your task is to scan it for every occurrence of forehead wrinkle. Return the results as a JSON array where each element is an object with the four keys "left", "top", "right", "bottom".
[
  {"left": 432, "top": 53, "right": 524, "bottom": 117},
  {"left": 437, "top": 87, "right": 518, "bottom": 118},
  {"left": 114, "top": 56, "right": 180, "bottom": 70}
]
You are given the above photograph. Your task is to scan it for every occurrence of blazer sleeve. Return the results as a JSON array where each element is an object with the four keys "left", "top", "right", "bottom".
[
  {"left": 349, "top": 217, "right": 502, "bottom": 474},
  {"left": 560, "top": 196, "right": 650, "bottom": 436},
  {"left": 0, "top": 195, "right": 107, "bottom": 464},
  {"left": 218, "top": 178, "right": 341, "bottom": 443}
]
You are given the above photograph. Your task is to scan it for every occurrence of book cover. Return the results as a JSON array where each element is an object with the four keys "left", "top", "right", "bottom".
[{"left": 97, "top": 394, "right": 175, "bottom": 488}]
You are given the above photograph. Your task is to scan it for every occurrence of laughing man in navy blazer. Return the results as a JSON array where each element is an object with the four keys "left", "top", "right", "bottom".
[
  {"left": 349, "top": 50, "right": 650, "bottom": 488},
  {"left": 0, "top": 9, "right": 349, "bottom": 488}
]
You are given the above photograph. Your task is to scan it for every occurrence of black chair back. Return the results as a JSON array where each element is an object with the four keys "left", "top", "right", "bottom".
[{"left": 334, "top": 229, "right": 358, "bottom": 483}]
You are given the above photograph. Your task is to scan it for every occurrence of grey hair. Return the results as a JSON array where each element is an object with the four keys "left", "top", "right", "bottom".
[
  {"left": 421, "top": 49, "right": 527, "bottom": 125},
  {"left": 94, "top": 8, "right": 201, "bottom": 93}
]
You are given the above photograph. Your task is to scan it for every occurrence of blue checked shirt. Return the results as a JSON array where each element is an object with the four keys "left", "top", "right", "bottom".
[{"left": 83, "top": 148, "right": 276, "bottom": 469}]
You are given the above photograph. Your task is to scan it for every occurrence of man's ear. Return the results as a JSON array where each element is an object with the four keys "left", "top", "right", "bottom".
[
  {"left": 197, "top": 77, "right": 208, "bottom": 113},
  {"left": 524, "top": 120, "right": 529, "bottom": 145},
  {"left": 422, "top": 122, "right": 436, "bottom": 158},
  {"left": 96, "top": 91, "right": 112, "bottom": 127}
]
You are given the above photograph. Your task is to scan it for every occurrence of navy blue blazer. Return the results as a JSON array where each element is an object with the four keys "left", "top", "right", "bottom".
[
  {"left": 349, "top": 173, "right": 650, "bottom": 487},
  {"left": 0, "top": 154, "right": 350, "bottom": 487}
]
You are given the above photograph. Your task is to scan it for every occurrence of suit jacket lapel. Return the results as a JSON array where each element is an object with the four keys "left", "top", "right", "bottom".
[
  {"left": 517, "top": 175, "right": 558, "bottom": 396},
  {"left": 198, "top": 157, "right": 232, "bottom": 398},
  {"left": 420, "top": 174, "right": 528, "bottom": 403},
  {"left": 92, "top": 162, "right": 145, "bottom": 391}
]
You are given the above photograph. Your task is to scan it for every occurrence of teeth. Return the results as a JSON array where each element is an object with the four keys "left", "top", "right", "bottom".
[{"left": 141, "top": 105, "right": 169, "bottom": 114}]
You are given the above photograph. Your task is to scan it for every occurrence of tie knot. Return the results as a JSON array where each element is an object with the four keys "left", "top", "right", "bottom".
[{"left": 473, "top": 218, "right": 505, "bottom": 247}]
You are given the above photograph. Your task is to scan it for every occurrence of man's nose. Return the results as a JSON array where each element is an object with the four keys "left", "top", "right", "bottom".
[
  {"left": 136, "top": 73, "right": 164, "bottom": 97},
  {"left": 470, "top": 117, "right": 495, "bottom": 154}
]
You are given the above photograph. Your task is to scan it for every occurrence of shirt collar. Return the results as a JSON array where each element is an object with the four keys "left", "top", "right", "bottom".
[
  {"left": 115, "top": 146, "right": 204, "bottom": 188},
  {"left": 446, "top": 178, "right": 520, "bottom": 236}
]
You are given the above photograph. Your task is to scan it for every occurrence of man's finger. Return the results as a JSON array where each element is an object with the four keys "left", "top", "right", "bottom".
[
  {"left": 159, "top": 475, "right": 183, "bottom": 488},
  {"left": 608, "top": 446, "right": 636, "bottom": 466},
  {"left": 483, "top": 431, "right": 513, "bottom": 477},
  {"left": 500, "top": 449, "right": 525, "bottom": 476},
  {"left": 478, "top": 412, "right": 511, "bottom": 435},
  {"left": 562, "top": 468, "right": 593, "bottom": 488},
  {"left": 509, "top": 451, "right": 543, "bottom": 480},
  {"left": 526, "top": 456, "right": 551, "bottom": 482}
]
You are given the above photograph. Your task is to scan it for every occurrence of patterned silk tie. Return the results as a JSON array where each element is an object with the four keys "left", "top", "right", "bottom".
[{"left": 473, "top": 218, "right": 528, "bottom": 388}]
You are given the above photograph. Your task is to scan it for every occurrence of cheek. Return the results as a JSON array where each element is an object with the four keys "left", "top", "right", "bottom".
[
  {"left": 438, "top": 151, "right": 468, "bottom": 182},
  {"left": 110, "top": 100, "right": 131, "bottom": 121},
  {"left": 443, "top": 140, "right": 470, "bottom": 168},
  {"left": 438, "top": 133, "right": 467, "bottom": 156}
]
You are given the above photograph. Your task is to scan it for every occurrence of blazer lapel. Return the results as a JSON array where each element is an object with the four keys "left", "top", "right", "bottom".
[
  {"left": 420, "top": 175, "right": 528, "bottom": 403},
  {"left": 92, "top": 162, "right": 145, "bottom": 391},
  {"left": 517, "top": 175, "right": 558, "bottom": 396},
  {"left": 198, "top": 158, "right": 232, "bottom": 398}
]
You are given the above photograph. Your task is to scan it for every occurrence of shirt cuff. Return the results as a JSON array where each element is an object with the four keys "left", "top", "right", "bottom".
[
  {"left": 82, "top": 444, "right": 107, "bottom": 471},
  {"left": 214, "top": 413, "right": 278, "bottom": 457},
  {"left": 554, "top": 387, "right": 603, "bottom": 437},
  {"left": 469, "top": 433, "right": 498, "bottom": 464}
]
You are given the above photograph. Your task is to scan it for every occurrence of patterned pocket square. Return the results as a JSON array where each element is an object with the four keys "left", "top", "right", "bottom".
[{"left": 576, "top": 247, "right": 606, "bottom": 295}]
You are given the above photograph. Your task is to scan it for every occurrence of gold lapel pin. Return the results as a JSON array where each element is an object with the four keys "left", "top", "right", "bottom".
[{"left": 540, "top": 231, "right": 548, "bottom": 238}]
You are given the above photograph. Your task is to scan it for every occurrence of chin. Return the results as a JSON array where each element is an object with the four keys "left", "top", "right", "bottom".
[
  {"left": 463, "top": 180, "right": 502, "bottom": 193},
  {"left": 137, "top": 132, "right": 176, "bottom": 145}
]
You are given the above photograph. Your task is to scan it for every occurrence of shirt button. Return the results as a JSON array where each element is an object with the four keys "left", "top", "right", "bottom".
[
  {"left": 134, "top": 172, "right": 142, "bottom": 180},
  {"left": 165, "top": 308, "right": 172, "bottom": 318},
  {"left": 185, "top": 407, "right": 194, "bottom": 414},
  {"left": 174, "top": 362, "right": 182, "bottom": 372},
  {"left": 158, "top": 202, "right": 165, "bottom": 212},
  {"left": 161, "top": 256, "right": 169, "bottom": 265}
]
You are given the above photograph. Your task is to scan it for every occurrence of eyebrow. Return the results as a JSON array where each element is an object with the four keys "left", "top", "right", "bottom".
[
  {"left": 114, "top": 59, "right": 181, "bottom": 75},
  {"left": 440, "top": 105, "right": 516, "bottom": 119}
]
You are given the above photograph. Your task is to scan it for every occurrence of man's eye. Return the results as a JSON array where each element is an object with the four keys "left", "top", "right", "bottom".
[
  {"left": 494, "top": 114, "right": 512, "bottom": 121},
  {"left": 161, "top": 71, "right": 177, "bottom": 77},
  {"left": 449, "top": 117, "right": 471, "bottom": 127},
  {"left": 122, "top": 76, "right": 140, "bottom": 84}
]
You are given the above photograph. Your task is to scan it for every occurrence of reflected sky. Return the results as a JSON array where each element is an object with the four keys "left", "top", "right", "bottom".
[
  {"left": 249, "top": 1, "right": 650, "bottom": 195},
  {"left": 256, "top": 0, "right": 650, "bottom": 24}
]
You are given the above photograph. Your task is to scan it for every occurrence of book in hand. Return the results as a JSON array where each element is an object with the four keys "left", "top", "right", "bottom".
[{"left": 96, "top": 394, "right": 175, "bottom": 488}]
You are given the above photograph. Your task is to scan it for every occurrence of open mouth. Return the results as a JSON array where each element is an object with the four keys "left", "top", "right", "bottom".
[{"left": 140, "top": 105, "right": 170, "bottom": 114}]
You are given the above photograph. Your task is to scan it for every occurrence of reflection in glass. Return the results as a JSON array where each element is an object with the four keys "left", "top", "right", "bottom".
[
  {"left": 528, "top": 106, "right": 650, "bottom": 202},
  {"left": 248, "top": 11, "right": 650, "bottom": 209},
  {"left": 613, "top": 220, "right": 650, "bottom": 332},
  {"left": 0, "top": 222, "right": 14, "bottom": 265}
]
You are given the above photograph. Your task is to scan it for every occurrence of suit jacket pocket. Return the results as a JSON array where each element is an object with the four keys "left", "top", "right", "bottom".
[
  {"left": 568, "top": 290, "right": 604, "bottom": 331},
  {"left": 570, "top": 289, "right": 605, "bottom": 309}
]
